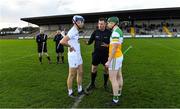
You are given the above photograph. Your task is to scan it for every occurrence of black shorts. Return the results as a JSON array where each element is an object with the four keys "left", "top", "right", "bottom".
[
  {"left": 92, "top": 52, "right": 108, "bottom": 66},
  {"left": 56, "top": 45, "right": 64, "bottom": 53},
  {"left": 38, "top": 44, "right": 47, "bottom": 53}
]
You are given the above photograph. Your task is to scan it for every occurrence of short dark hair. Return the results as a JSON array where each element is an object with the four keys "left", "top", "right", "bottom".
[{"left": 98, "top": 18, "right": 107, "bottom": 22}]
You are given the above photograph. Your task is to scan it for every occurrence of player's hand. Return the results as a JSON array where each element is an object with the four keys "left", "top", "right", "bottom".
[
  {"left": 61, "top": 31, "right": 65, "bottom": 37},
  {"left": 69, "top": 47, "right": 76, "bottom": 52},
  {"left": 105, "top": 61, "right": 110, "bottom": 68},
  {"left": 101, "top": 42, "right": 109, "bottom": 47}
]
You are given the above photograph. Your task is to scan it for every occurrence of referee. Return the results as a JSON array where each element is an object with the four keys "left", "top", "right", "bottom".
[
  {"left": 54, "top": 30, "right": 64, "bottom": 64},
  {"left": 86, "top": 18, "right": 112, "bottom": 91},
  {"left": 36, "top": 30, "right": 51, "bottom": 64}
]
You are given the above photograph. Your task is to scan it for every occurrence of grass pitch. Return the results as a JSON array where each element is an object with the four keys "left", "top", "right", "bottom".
[{"left": 0, "top": 38, "right": 180, "bottom": 108}]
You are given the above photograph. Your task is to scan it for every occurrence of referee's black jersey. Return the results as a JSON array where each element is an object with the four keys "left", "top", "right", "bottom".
[
  {"left": 53, "top": 34, "right": 63, "bottom": 47},
  {"left": 36, "top": 34, "right": 47, "bottom": 44},
  {"left": 36, "top": 34, "right": 48, "bottom": 53},
  {"left": 88, "top": 29, "right": 111, "bottom": 53}
]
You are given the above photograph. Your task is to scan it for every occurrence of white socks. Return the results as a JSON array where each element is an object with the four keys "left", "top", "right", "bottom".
[
  {"left": 68, "top": 89, "right": 73, "bottom": 95},
  {"left": 78, "top": 85, "right": 82, "bottom": 92},
  {"left": 68, "top": 85, "right": 82, "bottom": 95}
]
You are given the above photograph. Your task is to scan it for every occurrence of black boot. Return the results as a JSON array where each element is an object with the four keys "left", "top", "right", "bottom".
[
  {"left": 78, "top": 89, "right": 89, "bottom": 96},
  {"left": 47, "top": 56, "right": 51, "bottom": 64},
  {"left": 39, "top": 57, "right": 42, "bottom": 64},
  {"left": 57, "top": 56, "right": 60, "bottom": 64},
  {"left": 104, "top": 73, "right": 109, "bottom": 91},
  {"left": 61, "top": 56, "right": 64, "bottom": 63},
  {"left": 87, "top": 72, "right": 97, "bottom": 91}
]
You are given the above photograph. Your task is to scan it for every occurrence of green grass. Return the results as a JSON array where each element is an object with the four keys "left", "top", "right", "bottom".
[{"left": 0, "top": 38, "right": 180, "bottom": 108}]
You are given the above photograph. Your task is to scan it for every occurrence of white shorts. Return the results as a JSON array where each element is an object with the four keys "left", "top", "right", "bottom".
[
  {"left": 109, "top": 56, "right": 123, "bottom": 70},
  {"left": 68, "top": 51, "right": 83, "bottom": 68}
]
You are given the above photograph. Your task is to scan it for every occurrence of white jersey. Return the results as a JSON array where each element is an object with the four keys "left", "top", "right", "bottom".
[
  {"left": 67, "top": 26, "right": 80, "bottom": 53},
  {"left": 67, "top": 26, "right": 83, "bottom": 68}
]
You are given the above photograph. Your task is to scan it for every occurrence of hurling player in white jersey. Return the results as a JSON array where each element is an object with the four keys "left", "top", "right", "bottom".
[{"left": 60, "top": 15, "right": 87, "bottom": 98}]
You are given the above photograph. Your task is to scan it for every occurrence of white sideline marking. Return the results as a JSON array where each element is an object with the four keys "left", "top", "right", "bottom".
[{"left": 71, "top": 94, "right": 85, "bottom": 108}]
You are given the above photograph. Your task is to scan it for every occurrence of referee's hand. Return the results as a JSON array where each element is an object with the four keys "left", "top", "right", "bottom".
[
  {"left": 101, "top": 42, "right": 109, "bottom": 47},
  {"left": 105, "top": 61, "right": 110, "bottom": 68}
]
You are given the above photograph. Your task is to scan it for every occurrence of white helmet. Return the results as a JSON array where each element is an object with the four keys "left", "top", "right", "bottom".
[{"left": 72, "top": 15, "right": 85, "bottom": 23}]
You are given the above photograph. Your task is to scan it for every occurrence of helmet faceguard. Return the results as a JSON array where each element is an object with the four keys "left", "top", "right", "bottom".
[
  {"left": 72, "top": 15, "right": 85, "bottom": 29},
  {"left": 107, "top": 17, "right": 119, "bottom": 29}
]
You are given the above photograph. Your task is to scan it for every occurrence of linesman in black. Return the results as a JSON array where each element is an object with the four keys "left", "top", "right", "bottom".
[
  {"left": 54, "top": 30, "right": 64, "bottom": 64},
  {"left": 85, "top": 18, "right": 112, "bottom": 91},
  {"left": 36, "top": 30, "right": 51, "bottom": 64}
]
